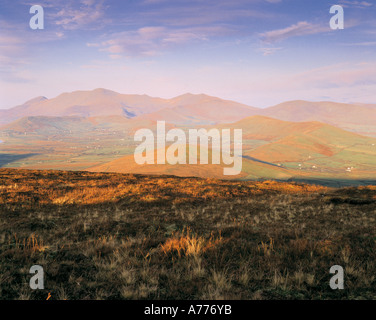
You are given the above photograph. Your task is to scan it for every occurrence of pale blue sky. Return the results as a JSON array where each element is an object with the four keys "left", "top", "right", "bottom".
[{"left": 0, "top": 0, "right": 375, "bottom": 108}]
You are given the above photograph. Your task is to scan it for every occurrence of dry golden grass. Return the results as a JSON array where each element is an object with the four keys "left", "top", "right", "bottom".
[
  {"left": 161, "top": 228, "right": 223, "bottom": 257},
  {"left": 9, "top": 233, "right": 49, "bottom": 254},
  {"left": 0, "top": 169, "right": 326, "bottom": 208},
  {"left": 0, "top": 168, "right": 376, "bottom": 300}
]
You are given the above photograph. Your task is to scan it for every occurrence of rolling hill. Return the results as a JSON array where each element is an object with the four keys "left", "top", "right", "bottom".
[
  {"left": 261, "top": 100, "right": 376, "bottom": 137},
  {"left": 136, "top": 93, "right": 259, "bottom": 125},
  {"left": 0, "top": 96, "right": 48, "bottom": 125},
  {"left": 221, "top": 116, "right": 376, "bottom": 181},
  {"left": 86, "top": 116, "right": 376, "bottom": 183},
  {"left": 0, "top": 89, "right": 168, "bottom": 125},
  {"left": 0, "top": 89, "right": 375, "bottom": 185},
  {"left": 88, "top": 145, "right": 298, "bottom": 181},
  {"left": 1, "top": 90, "right": 375, "bottom": 137},
  {"left": 0, "top": 115, "right": 162, "bottom": 136},
  {"left": 0, "top": 90, "right": 258, "bottom": 126}
]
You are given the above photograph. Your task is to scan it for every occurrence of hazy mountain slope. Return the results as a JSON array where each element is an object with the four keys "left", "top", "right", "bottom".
[
  {"left": 221, "top": 115, "right": 325, "bottom": 141},
  {"left": 0, "top": 115, "right": 162, "bottom": 135},
  {"left": 213, "top": 115, "right": 376, "bottom": 179},
  {"left": 135, "top": 93, "right": 259, "bottom": 125},
  {"left": 0, "top": 116, "right": 96, "bottom": 135},
  {"left": 261, "top": 100, "right": 376, "bottom": 136},
  {"left": 1, "top": 113, "right": 375, "bottom": 183},
  {"left": 138, "top": 99, "right": 376, "bottom": 135},
  {"left": 90, "top": 116, "right": 373, "bottom": 180},
  {"left": 239, "top": 118, "right": 376, "bottom": 176},
  {"left": 352, "top": 103, "right": 376, "bottom": 109},
  {"left": 0, "top": 96, "right": 48, "bottom": 125},
  {"left": 0, "top": 90, "right": 259, "bottom": 126},
  {"left": 1, "top": 91, "right": 374, "bottom": 136},
  {"left": 0, "top": 89, "right": 169, "bottom": 124}
]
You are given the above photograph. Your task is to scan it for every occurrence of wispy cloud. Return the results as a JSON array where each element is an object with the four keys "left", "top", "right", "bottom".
[
  {"left": 343, "top": 41, "right": 376, "bottom": 46},
  {"left": 0, "top": 20, "right": 31, "bottom": 82},
  {"left": 91, "top": 25, "right": 233, "bottom": 57},
  {"left": 260, "top": 21, "right": 329, "bottom": 43},
  {"left": 48, "top": 0, "right": 109, "bottom": 30},
  {"left": 137, "top": 0, "right": 273, "bottom": 27},
  {"left": 226, "top": 62, "right": 376, "bottom": 106},
  {"left": 258, "top": 47, "right": 282, "bottom": 56},
  {"left": 338, "top": 1, "right": 373, "bottom": 8},
  {"left": 248, "top": 62, "right": 376, "bottom": 95},
  {"left": 0, "top": 18, "right": 68, "bottom": 83}
]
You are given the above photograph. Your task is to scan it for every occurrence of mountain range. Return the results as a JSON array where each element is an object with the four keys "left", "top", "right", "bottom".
[
  {"left": 1, "top": 88, "right": 375, "bottom": 136},
  {"left": 0, "top": 89, "right": 257, "bottom": 126},
  {"left": 0, "top": 89, "right": 375, "bottom": 186}
]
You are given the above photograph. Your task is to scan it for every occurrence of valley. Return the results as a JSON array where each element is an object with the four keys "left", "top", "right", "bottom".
[{"left": 0, "top": 89, "right": 375, "bottom": 187}]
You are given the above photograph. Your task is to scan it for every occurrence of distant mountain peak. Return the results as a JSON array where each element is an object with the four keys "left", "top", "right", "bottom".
[
  {"left": 24, "top": 96, "right": 48, "bottom": 104},
  {"left": 92, "top": 88, "right": 118, "bottom": 95},
  {"left": 173, "top": 93, "right": 210, "bottom": 99}
]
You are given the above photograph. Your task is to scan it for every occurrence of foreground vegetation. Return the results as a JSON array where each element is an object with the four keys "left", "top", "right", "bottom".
[{"left": 0, "top": 168, "right": 375, "bottom": 300}]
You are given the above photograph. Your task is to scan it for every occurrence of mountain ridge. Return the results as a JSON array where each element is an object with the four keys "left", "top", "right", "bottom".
[{"left": 1, "top": 89, "right": 375, "bottom": 137}]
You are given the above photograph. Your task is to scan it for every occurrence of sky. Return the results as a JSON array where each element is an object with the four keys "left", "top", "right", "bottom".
[{"left": 0, "top": 0, "right": 376, "bottom": 109}]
